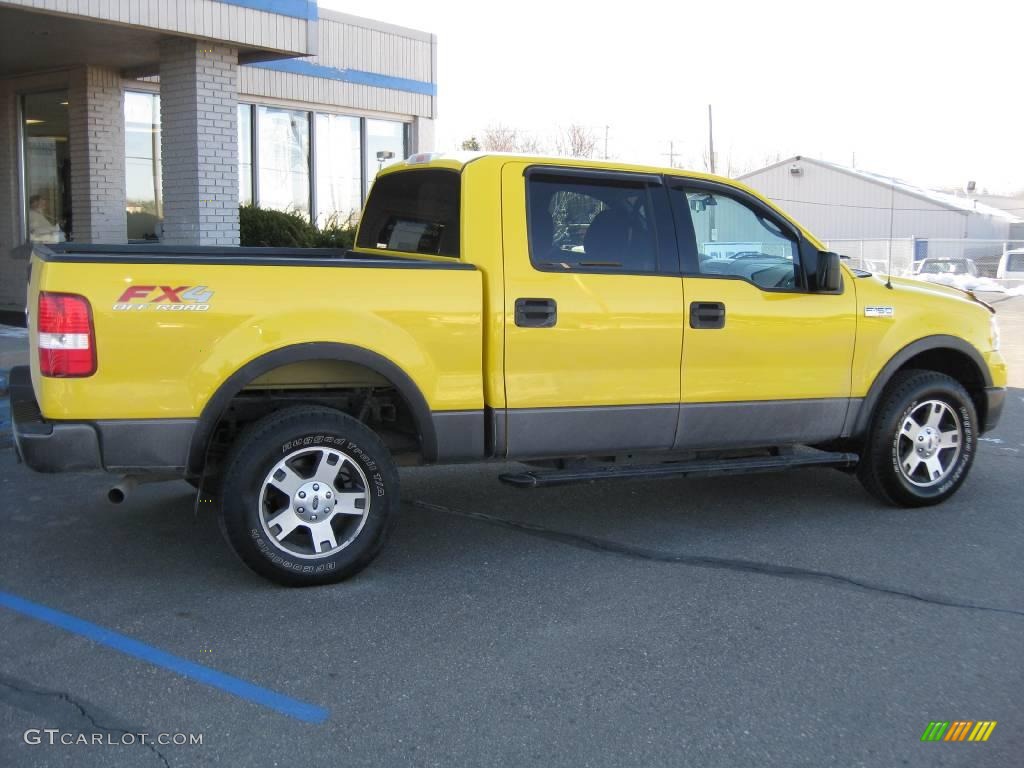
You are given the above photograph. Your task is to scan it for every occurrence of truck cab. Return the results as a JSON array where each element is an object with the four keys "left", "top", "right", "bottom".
[{"left": 359, "top": 154, "right": 1004, "bottom": 459}]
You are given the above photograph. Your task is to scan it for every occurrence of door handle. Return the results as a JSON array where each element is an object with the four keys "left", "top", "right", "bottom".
[
  {"left": 515, "top": 298, "right": 557, "bottom": 328},
  {"left": 689, "top": 301, "right": 725, "bottom": 329}
]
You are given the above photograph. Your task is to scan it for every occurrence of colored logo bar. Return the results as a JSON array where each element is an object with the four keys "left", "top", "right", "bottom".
[{"left": 921, "top": 721, "right": 997, "bottom": 742}]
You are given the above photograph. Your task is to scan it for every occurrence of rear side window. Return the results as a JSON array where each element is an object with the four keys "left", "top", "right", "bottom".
[
  {"left": 527, "top": 175, "right": 660, "bottom": 273},
  {"left": 357, "top": 169, "right": 460, "bottom": 257},
  {"left": 1007, "top": 253, "right": 1024, "bottom": 272}
]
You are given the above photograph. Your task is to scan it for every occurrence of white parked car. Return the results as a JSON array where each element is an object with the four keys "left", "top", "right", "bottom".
[
  {"left": 915, "top": 257, "right": 979, "bottom": 278},
  {"left": 996, "top": 249, "right": 1024, "bottom": 279}
]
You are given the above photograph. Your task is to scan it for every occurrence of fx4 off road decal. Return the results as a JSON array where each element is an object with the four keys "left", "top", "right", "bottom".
[{"left": 113, "top": 285, "right": 214, "bottom": 312}]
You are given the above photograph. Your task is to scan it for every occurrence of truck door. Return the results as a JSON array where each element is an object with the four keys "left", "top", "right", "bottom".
[
  {"left": 668, "top": 179, "right": 857, "bottom": 449},
  {"left": 499, "top": 163, "right": 684, "bottom": 458}
]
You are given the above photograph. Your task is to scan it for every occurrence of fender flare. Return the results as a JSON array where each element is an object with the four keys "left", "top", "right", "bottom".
[
  {"left": 186, "top": 342, "right": 438, "bottom": 475},
  {"left": 850, "top": 334, "right": 992, "bottom": 437}
]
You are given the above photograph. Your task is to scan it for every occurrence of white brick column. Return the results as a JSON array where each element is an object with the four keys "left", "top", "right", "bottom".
[
  {"left": 159, "top": 39, "right": 239, "bottom": 246},
  {"left": 68, "top": 66, "right": 127, "bottom": 243}
]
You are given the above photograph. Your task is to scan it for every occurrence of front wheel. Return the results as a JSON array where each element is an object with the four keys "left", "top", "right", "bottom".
[
  {"left": 219, "top": 406, "right": 399, "bottom": 586},
  {"left": 857, "top": 370, "right": 977, "bottom": 507}
]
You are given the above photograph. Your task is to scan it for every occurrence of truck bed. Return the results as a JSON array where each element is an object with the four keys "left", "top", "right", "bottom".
[{"left": 24, "top": 242, "right": 485, "bottom": 472}]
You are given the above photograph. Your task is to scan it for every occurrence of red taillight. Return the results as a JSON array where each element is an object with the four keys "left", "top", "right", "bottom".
[{"left": 38, "top": 292, "right": 96, "bottom": 377}]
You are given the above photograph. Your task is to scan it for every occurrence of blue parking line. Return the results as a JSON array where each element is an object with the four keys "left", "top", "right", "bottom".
[{"left": 0, "top": 590, "right": 329, "bottom": 724}]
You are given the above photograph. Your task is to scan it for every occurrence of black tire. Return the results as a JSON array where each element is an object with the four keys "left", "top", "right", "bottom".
[
  {"left": 219, "top": 406, "right": 399, "bottom": 586},
  {"left": 857, "top": 370, "right": 977, "bottom": 507}
]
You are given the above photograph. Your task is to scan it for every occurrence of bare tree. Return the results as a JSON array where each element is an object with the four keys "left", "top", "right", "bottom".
[
  {"left": 555, "top": 124, "right": 598, "bottom": 159},
  {"left": 480, "top": 125, "right": 520, "bottom": 152},
  {"left": 476, "top": 125, "right": 548, "bottom": 154},
  {"left": 701, "top": 146, "right": 716, "bottom": 174},
  {"left": 515, "top": 134, "right": 547, "bottom": 154}
]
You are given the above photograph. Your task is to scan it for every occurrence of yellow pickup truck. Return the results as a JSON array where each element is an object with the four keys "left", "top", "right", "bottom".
[{"left": 12, "top": 153, "right": 1007, "bottom": 585}]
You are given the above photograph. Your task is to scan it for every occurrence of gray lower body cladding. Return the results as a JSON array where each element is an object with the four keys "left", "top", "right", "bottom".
[
  {"left": 12, "top": 361, "right": 866, "bottom": 472},
  {"left": 493, "top": 398, "right": 861, "bottom": 460}
]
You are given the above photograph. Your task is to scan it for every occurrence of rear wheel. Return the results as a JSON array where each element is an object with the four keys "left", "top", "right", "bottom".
[
  {"left": 219, "top": 406, "right": 399, "bottom": 586},
  {"left": 857, "top": 370, "right": 976, "bottom": 507}
]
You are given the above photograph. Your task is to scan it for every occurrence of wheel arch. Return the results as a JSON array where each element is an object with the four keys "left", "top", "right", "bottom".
[
  {"left": 186, "top": 342, "right": 439, "bottom": 476},
  {"left": 851, "top": 335, "right": 992, "bottom": 438}
]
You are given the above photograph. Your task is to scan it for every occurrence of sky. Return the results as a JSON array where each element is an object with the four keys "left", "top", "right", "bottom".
[{"left": 321, "top": 0, "right": 1023, "bottom": 195}]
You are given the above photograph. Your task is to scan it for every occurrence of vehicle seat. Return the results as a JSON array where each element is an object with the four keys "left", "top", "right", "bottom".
[
  {"left": 583, "top": 209, "right": 631, "bottom": 264},
  {"left": 584, "top": 208, "right": 655, "bottom": 270}
]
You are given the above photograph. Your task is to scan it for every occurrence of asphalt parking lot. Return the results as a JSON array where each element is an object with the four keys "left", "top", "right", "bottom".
[{"left": 1, "top": 298, "right": 1022, "bottom": 768}]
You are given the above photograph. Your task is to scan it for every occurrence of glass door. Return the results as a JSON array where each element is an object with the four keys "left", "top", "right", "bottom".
[{"left": 22, "top": 90, "right": 71, "bottom": 243}]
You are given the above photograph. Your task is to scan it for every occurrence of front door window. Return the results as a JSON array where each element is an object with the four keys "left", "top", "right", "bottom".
[{"left": 679, "top": 188, "right": 800, "bottom": 290}]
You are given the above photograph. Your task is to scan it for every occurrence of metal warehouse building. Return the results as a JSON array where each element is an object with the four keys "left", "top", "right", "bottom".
[
  {"left": 738, "top": 156, "right": 1023, "bottom": 272},
  {"left": 0, "top": 0, "right": 437, "bottom": 311}
]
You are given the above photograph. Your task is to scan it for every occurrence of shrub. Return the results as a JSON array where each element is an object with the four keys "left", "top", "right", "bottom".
[
  {"left": 239, "top": 205, "right": 316, "bottom": 248},
  {"left": 239, "top": 205, "right": 359, "bottom": 250},
  {"left": 311, "top": 211, "right": 358, "bottom": 250}
]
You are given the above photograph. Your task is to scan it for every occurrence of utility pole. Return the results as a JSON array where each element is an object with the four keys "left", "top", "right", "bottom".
[
  {"left": 707, "top": 104, "right": 715, "bottom": 174},
  {"left": 662, "top": 140, "right": 677, "bottom": 168}
]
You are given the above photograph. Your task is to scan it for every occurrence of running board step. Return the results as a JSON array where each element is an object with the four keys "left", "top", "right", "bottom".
[{"left": 499, "top": 450, "right": 859, "bottom": 489}]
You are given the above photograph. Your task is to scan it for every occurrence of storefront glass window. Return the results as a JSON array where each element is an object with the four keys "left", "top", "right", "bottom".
[
  {"left": 124, "top": 91, "right": 162, "bottom": 240},
  {"left": 238, "top": 104, "right": 253, "bottom": 206},
  {"left": 23, "top": 90, "right": 71, "bottom": 244},
  {"left": 257, "top": 106, "right": 310, "bottom": 219},
  {"left": 364, "top": 119, "right": 407, "bottom": 196},
  {"left": 314, "top": 113, "right": 361, "bottom": 227}
]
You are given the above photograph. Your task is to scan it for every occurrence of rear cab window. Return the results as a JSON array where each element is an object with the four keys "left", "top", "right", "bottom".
[{"left": 356, "top": 169, "right": 461, "bottom": 258}]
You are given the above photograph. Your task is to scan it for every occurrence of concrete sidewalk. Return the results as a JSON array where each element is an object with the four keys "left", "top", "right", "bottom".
[
  {"left": 0, "top": 323, "right": 28, "bottom": 372},
  {"left": 0, "top": 323, "right": 26, "bottom": 445}
]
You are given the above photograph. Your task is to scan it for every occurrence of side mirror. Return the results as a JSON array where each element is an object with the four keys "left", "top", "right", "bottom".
[{"left": 816, "top": 251, "right": 842, "bottom": 292}]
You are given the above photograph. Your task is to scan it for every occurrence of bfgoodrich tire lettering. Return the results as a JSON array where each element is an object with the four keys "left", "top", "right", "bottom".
[
  {"left": 218, "top": 406, "right": 399, "bottom": 586},
  {"left": 857, "top": 370, "right": 976, "bottom": 507}
]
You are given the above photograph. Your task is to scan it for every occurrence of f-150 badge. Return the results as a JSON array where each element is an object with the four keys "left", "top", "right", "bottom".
[
  {"left": 113, "top": 285, "right": 214, "bottom": 312},
  {"left": 864, "top": 305, "right": 894, "bottom": 318}
]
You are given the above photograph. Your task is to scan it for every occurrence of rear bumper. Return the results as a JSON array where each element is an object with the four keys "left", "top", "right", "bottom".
[
  {"left": 982, "top": 386, "right": 1005, "bottom": 434},
  {"left": 10, "top": 366, "right": 195, "bottom": 474},
  {"left": 10, "top": 366, "right": 102, "bottom": 472}
]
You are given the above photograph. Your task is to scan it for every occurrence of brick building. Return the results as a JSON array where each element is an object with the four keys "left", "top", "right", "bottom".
[{"left": 0, "top": 0, "right": 437, "bottom": 310}]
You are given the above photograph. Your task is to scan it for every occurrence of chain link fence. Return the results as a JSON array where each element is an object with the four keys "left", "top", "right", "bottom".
[{"left": 824, "top": 238, "right": 1024, "bottom": 288}]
